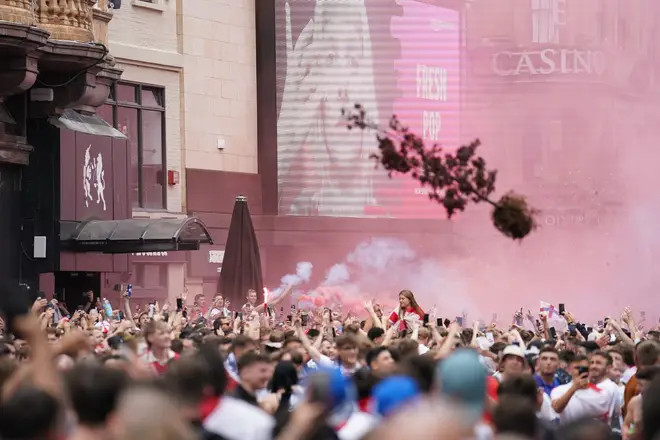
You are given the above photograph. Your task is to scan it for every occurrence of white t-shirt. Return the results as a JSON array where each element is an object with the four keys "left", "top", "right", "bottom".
[
  {"left": 204, "top": 396, "right": 274, "bottom": 440},
  {"left": 316, "top": 354, "right": 361, "bottom": 376},
  {"left": 621, "top": 366, "right": 637, "bottom": 385},
  {"left": 209, "top": 307, "right": 231, "bottom": 319},
  {"left": 598, "top": 378, "right": 624, "bottom": 431},
  {"left": 418, "top": 344, "right": 430, "bottom": 355},
  {"left": 338, "top": 412, "right": 379, "bottom": 440},
  {"left": 550, "top": 381, "right": 618, "bottom": 425},
  {"left": 538, "top": 392, "right": 558, "bottom": 422}
]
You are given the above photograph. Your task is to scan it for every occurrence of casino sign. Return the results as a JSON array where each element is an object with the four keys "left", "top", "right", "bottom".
[{"left": 492, "top": 48, "right": 605, "bottom": 77}]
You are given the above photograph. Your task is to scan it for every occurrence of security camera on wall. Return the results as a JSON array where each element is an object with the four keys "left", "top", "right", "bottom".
[{"left": 109, "top": 0, "right": 121, "bottom": 9}]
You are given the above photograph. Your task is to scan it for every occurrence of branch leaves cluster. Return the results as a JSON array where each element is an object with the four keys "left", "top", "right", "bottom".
[{"left": 343, "top": 104, "right": 537, "bottom": 240}]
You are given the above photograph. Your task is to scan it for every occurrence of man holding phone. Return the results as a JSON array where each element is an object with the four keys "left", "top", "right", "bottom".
[
  {"left": 550, "top": 353, "right": 617, "bottom": 425},
  {"left": 550, "top": 355, "right": 590, "bottom": 419}
]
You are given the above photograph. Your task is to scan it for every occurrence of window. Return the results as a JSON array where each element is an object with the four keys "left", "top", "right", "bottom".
[
  {"left": 614, "top": 0, "right": 627, "bottom": 50},
  {"left": 100, "top": 82, "right": 166, "bottom": 210},
  {"left": 131, "top": 0, "right": 166, "bottom": 12},
  {"left": 531, "top": 0, "right": 565, "bottom": 43},
  {"left": 595, "top": 0, "right": 606, "bottom": 44}
]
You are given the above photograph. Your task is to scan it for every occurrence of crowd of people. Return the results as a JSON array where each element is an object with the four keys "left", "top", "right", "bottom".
[{"left": 1, "top": 282, "right": 660, "bottom": 440}]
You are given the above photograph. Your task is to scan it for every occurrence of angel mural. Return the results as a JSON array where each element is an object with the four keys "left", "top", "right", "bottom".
[
  {"left": 82, "top": 145, "right": 107, "bottom": 211},
  {"left": 277, "top": 0, "right": 382, "bottom": 217},
  {"left": 95, "top": 152, "right": 106, "bottom": 211},
  {"left": 83, "top": 146, "right": 93, "bottom": 208}
]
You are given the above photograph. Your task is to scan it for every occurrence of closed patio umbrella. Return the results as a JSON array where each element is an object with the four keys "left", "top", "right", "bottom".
[{"left": 219, "top": 195, "right": 264, "bottom": 307}]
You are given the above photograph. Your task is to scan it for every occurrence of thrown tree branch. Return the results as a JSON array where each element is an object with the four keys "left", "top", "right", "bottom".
[{"left": 343, "top": 104, "right": 538, "bottom": 240}]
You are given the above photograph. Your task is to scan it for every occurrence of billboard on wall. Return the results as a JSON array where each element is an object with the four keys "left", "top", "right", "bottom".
[{"left": 275, "top": 0, "right": 461, "bottom": 219}]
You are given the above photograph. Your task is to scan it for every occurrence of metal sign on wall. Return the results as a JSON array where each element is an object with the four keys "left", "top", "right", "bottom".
[{"left": 209, "top": 250, "right": 224, "bottom": 273}]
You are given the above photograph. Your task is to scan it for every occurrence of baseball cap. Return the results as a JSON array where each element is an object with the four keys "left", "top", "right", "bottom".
[
  {"left": 371, "top": 375, "right": 421, "bottom": 417},
  {"left": 501, "top": 344, "right": 525, "bottom": 360},
  {"left": 436, "top": 349, "right": 487, "bottom": 424}
]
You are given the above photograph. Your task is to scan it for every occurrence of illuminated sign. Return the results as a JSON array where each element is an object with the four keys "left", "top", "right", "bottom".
[
  {"left": 275, "top": 0, "right": 460, "bottom": 219},
  {"left": 492, "top": 49, "right": 605, "bottom": 77}
]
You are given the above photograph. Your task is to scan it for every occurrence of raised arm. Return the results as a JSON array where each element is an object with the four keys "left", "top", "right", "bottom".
[
  {"left": 12, "top": 312, "right": 62, "bottom": 400},
  {"left": 435, "top": 322, "right": 461, "bottom": 360},
  {"left": 295, "top": 318, "right": 323, "bottom": 362},
  {"left": 257, "top": 284, "right": 293, "bottom": 310},
  {"left": 363, "top": 301, "right": 383, "bottom": 329},
  {"left": 122, "top": 289, "right": 137, "bottom": 328}
]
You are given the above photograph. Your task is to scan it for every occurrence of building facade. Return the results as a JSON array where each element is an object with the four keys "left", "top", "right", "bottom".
[
  {"left": 100, "top": 0, "right": 187, "bottom": 305},
  {"left": 32, "top": 0, "right": 654, "bottom": 306},
  {"left": 13, "top": 0, "right": 655, "bottom": 307},
  {"left": 182, "top": 0, "right": 660, "bottom": 306},
  {"left": 0, "top": 0, "right": 214, "bottom": 310},
  {"left": 464, "top": 0, "right": 659, "bottom": 226},
  {"left": 178, "top": 0, "right": 259, "bottom": 301},
  {"left": 35, "top": 0, "right": 261, "bottom": 305},
  {"left": 0, "top": 0, "right": 472, "bottom": 302},
  {"left": 0, "top": 0, "right": 123, "bottom": 301},
  {"left": 184, "top": 0, "right": 468, "bottom": 301}
]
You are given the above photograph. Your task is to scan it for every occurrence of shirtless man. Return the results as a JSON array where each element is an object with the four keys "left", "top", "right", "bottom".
[{"left": 623, "top": 366, "right": 660, "bottom": 439}]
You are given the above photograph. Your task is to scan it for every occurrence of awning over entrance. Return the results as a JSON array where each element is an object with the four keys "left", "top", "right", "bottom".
[
  {"left": 60, "top": 217, "right": 213, "bottom": 254},
  {"left": 49, "top": 109, "right": 127, "bottom": 139}
]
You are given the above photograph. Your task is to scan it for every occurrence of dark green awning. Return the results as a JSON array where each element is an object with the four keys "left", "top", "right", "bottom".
[{"left": 60, "top": 217, "right": 213, "bottom": 253}]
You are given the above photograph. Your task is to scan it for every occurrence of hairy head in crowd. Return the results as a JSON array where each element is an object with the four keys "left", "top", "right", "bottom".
[{"left": 0, "top": 285, "right": 659, "bottom": 440}]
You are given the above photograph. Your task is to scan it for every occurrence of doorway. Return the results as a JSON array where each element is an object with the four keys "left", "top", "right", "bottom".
[
  {"left": 54, "top": 271, "right": 101, "bottom": 312},
  {"left": 0, "top": 164, "right": 21, "bottom": 281}
]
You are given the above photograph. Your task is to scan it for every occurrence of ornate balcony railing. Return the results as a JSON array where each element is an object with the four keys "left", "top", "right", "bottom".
[
  {"left": 2, "top": 0, "right": 114, "bottom": 47},
  {"left": 92, "top": 0, "right": 113, "bottom": 47},
  {"left": 0, "top": 0, "right": 35, "bottom": 26},
  {"left": 36, "top": 0, "right": 97, "bottom": 43}
]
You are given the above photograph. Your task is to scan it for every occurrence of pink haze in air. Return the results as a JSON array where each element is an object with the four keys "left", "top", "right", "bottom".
[
  {"left": 386, "top": 1, "right": 461, "bottom": 219},
  {"left": 267, "top": 1, "right": 660, "bottom": 324}
]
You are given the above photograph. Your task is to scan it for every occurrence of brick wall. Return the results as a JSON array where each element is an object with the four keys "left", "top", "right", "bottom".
[
  {"left": 108, "top": 0, "right": 183, "bottom": 213},
  {"left": 107, "top": 0, "right": 258, "bottom": 214},
  {"left": 109, "top": 0, "right": 178, "bottom": 54},
  {"left": 178, "top": 0, "right": 258, "bottom": 174}
]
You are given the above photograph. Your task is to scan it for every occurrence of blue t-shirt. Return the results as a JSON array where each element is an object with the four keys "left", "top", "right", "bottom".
[{"left": 534, "top": 374, "right": 561, "bottom": 396}]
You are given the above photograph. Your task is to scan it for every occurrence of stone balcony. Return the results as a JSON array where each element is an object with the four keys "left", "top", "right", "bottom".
[
  {"left": 93, "top": 0, "right": 114, "bottom": 47},
  {"left": 1, "top": 0, "right": 120, "bottom": 102},
  {"left": 36, "top": 0, "right": 97, "bottom": 42},
  {"left": 0, "top": 0, "right": 121, "bottom": 164},
  {"left": 1, "top": 0, "right": 113, "bottom": 44},
  {"left": 0, "top": 0, "right": 119, "bottom": 93}
]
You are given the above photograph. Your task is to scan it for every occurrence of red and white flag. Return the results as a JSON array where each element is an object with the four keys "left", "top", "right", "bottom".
[{"left": 540, "top": 301, "right": 567, "bottom": 331}]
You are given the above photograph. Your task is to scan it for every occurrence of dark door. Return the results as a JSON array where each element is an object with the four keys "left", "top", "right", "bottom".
[
  {"left": 0, "top": 164, "right": 21, "bottom": 281},
  {"left": 54, "top": 271, "right": 101, "bottom": 312}
]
